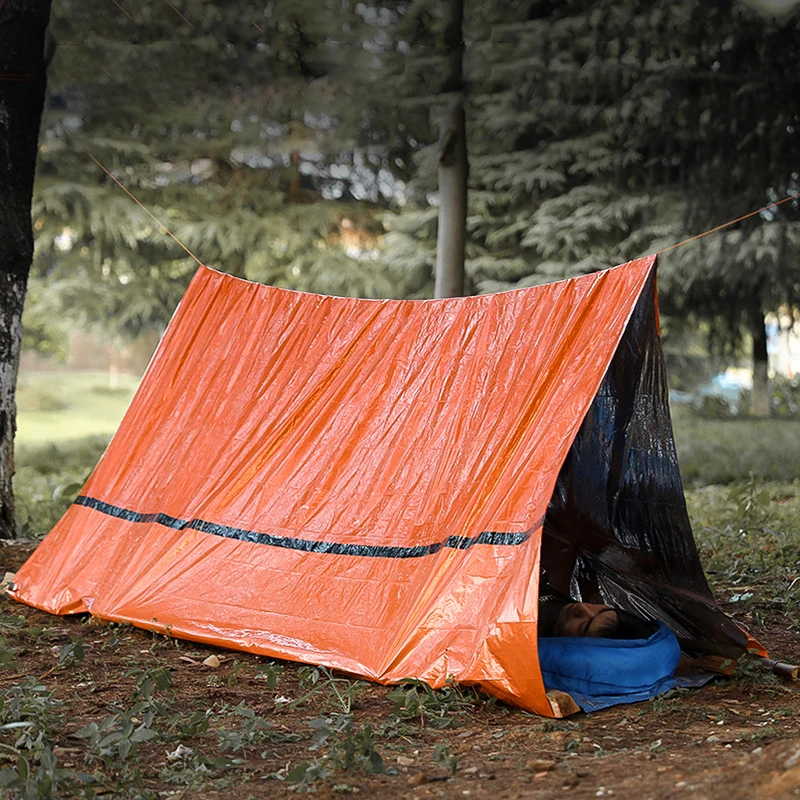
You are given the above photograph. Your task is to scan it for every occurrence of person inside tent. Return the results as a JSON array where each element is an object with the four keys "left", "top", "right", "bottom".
[
  {"left": 535, "top": 536, "right": 682, "bottom": 711},
  {"left": 537, "top": 518, "right": 657, "bottom": 640},
  {"left": 537, "top": 578, "right": 657, "bottom": 639}
]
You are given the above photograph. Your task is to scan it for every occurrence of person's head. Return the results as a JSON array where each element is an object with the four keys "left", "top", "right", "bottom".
[{"left": 553, "top": 603, "right": 656, "bottom": 639}]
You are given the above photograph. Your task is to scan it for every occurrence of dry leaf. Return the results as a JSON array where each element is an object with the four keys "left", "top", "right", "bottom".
[
  {"left": 1, "top": 572, "right": 15, "bottom": 593},
  {"left": 526, "top": 759, "right": 556, "bottom": 772}
]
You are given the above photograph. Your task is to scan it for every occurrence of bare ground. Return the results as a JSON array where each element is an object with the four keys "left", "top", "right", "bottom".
[{"left": 2, "top": 540, "right": 799, "bottom": 800}]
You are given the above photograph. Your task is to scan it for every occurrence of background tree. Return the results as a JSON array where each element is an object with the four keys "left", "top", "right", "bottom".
[
  {"left": 28, "top": 0, "right": 430, "bottom": 356},
  {"left": 434, "top": 0, "right": 468, "bottom": 298},
  {"left": 383, "top": 0, "right": 800, "bottom": 410},
  {"left": 0, "top": 0, "right": 53, "bottom": 538},
  {"left": 20, "top": 0, "right": 800, "bottom": 458}
]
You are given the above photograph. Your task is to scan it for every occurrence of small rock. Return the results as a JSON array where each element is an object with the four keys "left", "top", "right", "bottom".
[
  {"left": 203, "top": 655, "right": 220, "bottom": 667},
  {"left": 462, "top": 766, "right": 478, "bottom": 775},
  {"left": 706, "top": 735, "right": 721, "bottom": 743},
  {"left": 526, "top": 759, "right": 556, "bottom": 772},
  {"left": 397, "top": 756, "right": 415, "bottom": 767},
  {"left": 784, "top": 748, "right": 800, "bottom": 769}
]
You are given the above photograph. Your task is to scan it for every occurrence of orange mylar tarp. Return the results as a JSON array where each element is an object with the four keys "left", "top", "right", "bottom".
[{"left": 14, "top": 254, "right": 725, "bottom": 715}]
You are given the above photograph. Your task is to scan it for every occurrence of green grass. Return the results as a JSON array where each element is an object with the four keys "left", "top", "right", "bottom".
[
  {"left": 13, "top": 371, "right": 138, "bottom": 537},
  {"left": 671, "top": 404, "right": 800, "bottom": 487},
  {"left": 16, "top": 371, "right": 139, "bottom": 445}
]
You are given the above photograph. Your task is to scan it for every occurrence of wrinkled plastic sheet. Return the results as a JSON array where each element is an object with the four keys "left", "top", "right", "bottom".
[{"left": 11, "top": 255, "right": 758, "bottom": 715}]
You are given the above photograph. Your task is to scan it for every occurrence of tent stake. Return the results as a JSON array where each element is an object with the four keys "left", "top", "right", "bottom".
[{"left": 755, "top": 656, "right": 799, "bottom": 681}]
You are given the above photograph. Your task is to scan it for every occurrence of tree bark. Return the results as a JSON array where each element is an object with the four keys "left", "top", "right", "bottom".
[
  {"left": 749, "top": 304, "right": 770, "bottom": 417},
  {"left": 0, "top": 0, "right": 53, "bottom": 538},
  {"left": 434, "top": 0, "right": 468, "bottom": 299}
]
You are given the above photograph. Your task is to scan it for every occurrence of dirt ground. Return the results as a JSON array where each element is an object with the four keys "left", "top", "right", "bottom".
[{"left": 2, "top": 539, "right": 799, "bottom": 800}]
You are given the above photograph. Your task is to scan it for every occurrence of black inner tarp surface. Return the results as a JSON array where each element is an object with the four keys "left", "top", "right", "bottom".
[{"left": 543, "top": 269, "right": 750, "bottom": 657}]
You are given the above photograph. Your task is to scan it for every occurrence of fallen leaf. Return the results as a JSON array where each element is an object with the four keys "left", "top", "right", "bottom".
[{"left": 166, "top": 744, "right": 194, "bottom": 760}]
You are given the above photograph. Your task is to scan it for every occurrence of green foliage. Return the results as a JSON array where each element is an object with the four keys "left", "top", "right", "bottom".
[
  {"left": 1, "top": 680, "right": 66, "bottom": 756},
  {"left": 15, "top": 433, "right": 109, "bottom": 476},
  {"left": 691, "top": 391, "right": 749, "bottom": 420},
  {"left": 158, "top": 749, "right": 239, "bottom": 790},
  {"left": 13, "top": 434, "right": 109, "bottom": 539},
  {"left": 291, "top": 666, "right": 366, "bottom": 714},
  {"left": 168, "top": 710, "right": 212, "bottom": 740},
  {"left": 15, "top": 388, "right": 69, "bottom": 414},
  {"left": 72, "top": 710, "right": 159, "bottom": 766},
  {"left": 28, "top": 0, "right": 427, "bottom": 351},
  {"left": 311, "top": 715, "right": 384, "bottom": 774},
  {"left": 0, "top": 747, "right": 92, "bottom": 800},
  {"left": 285, "top": 759, "right": 331, "bottom": 787},
  {"left": 687, "top": 480, "right": 800, "bottom": 631},
  {"left": 0, "top": 679, "right": 93, "bottom": 800},
  {"left": 255, "top": 661, "right": 283, "bottom": 691},
  {"left": 57, "top": 637, "right": 86, "bottom": 669},
  {"left": 432, "top": 742, "right": 458, "bottom": 776},
  {"left": 387, "top": 678, "right": 483, "bottom": 730},
  {"left": 731, "top": 656, "right": 783, "bottom": 689},
  {"left": 125, "top": 664, "right": 172, "bottom": 703},
  {"left": 216, "top": 704, "right": 291, "bottom": 756},
  {"left": 286, "top": 714, "right": 384, "bottom": 787}
]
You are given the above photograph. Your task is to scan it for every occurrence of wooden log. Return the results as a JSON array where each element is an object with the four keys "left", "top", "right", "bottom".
[
  {"left": 546, "top": 690, "right": 580, "bottom": 718},
  {"left": 755, "top": 656, "right": 799, "bottom": 681}
]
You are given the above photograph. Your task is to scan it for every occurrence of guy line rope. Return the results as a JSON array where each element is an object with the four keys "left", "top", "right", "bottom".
[{"left": 87, "top": 150, "right": 800, "bottom": 273}]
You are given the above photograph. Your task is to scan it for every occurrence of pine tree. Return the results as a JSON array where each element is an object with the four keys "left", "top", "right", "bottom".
[
  {"left": 27, "top": 0, "right": 430, "bottom": 357},
  {"left": 381, "top": 0, "right": 800, "bottom": 410}
]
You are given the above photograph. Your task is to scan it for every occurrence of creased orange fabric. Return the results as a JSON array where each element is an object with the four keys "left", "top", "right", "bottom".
[{"left": 12, "top": 256, "right": 657, "bottom": 715}]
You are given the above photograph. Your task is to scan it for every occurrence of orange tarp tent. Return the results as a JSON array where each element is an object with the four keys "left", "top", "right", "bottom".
[{"left": 11, "top": 255, "right": 752, "bottom": 716}]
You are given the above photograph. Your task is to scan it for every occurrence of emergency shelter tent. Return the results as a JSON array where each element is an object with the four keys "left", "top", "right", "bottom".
[{"left": 11, "top": 254, "right": 760, "bottom": 717}]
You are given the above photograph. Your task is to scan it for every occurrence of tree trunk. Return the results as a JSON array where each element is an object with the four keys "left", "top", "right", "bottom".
[
  {"left": 0, "top": 0, "right": 53, "bottom": 538},
  {"left": 434, "top": 0, "right": 468, "bottom": 299},
  {"left": 749, "top": 304, "right": 770, "bottom": 417}
]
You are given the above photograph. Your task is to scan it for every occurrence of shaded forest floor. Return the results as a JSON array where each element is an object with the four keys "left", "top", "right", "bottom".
[{"left": 1, "top": 537, "right": 799, "bottom": 800}]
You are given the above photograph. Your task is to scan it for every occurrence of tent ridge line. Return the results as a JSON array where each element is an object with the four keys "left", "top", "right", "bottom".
[{"left": 73, "top": 495, "right": 541, "bottom": 559}]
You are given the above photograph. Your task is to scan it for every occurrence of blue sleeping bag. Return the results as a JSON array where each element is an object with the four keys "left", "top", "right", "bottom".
[{"left": 537, "top": 621, "right": 681, "bottom": 712}]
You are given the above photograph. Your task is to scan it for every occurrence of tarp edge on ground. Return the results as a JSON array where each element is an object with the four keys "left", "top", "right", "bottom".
[{"left": 11, "top": 254, "right": 755, "bottom": 714}]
